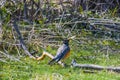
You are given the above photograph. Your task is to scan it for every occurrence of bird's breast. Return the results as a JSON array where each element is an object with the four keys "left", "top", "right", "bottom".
[{"left": 63, "top": 51, "right": 70, "bottom": 59}]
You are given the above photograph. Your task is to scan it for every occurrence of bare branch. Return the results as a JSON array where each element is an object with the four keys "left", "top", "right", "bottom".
[
  {"left": 37, "top": 51, "right": 65, "bottom": 67},
  {"left": 12, "top": 21, "right": 35, "bottom": 59},
  {"left": 71, "top": 60, "right": 120, "bottom": 73}
]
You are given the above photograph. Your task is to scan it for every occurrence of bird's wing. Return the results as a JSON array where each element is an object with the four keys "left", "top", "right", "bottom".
[
  {"left": 48, "top": 44, "right": 70, "bottom": 65},
  {"left": 54, "top": 44, "right": 70, "bottom": 62}
]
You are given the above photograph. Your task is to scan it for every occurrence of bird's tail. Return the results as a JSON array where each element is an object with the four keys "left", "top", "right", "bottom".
[{"left": 48, "top": 59, "right": 56, "bottom": 65}]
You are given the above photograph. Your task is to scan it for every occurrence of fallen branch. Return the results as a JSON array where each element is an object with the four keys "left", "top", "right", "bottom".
[
  {"left": 36, "top": 51, "right": 65, "bottom": 67},
  {"left": 0, "top": 50, "right": 21, "bottom": 62},
  {"left": 13, "top": 21, "right": 35, "bottom": 59},
  {"left": 71, "top": 60, "right": 120, "bottom": 73},
  {"left": 35, "top": 51, "right": 120, "bottom": 73}
]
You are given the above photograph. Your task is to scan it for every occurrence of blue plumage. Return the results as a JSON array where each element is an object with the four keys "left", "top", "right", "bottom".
[{"left": 48, "top": 39, "right": 70, "bottom": 65}]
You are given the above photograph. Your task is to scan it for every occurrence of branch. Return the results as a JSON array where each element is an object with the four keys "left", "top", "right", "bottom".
[
  {"left": 0, "top": 58, "right": 7, "bottom": 63},
  {"left": 36, "top": 51, "right": 65, "bottom": 67},
  {"left": 0, "top": 50, "right": 20, "bottom": 62},
  {"left": 12, "top": 21, "right": 35, "bottom": 59},
  {"left": 71, "top": 60, "right": 120, "bottom": 73}
]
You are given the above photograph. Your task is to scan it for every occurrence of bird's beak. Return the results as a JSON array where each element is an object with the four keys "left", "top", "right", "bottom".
[{"left": 68, "top": 36, "right": 76, "bottom": 40}]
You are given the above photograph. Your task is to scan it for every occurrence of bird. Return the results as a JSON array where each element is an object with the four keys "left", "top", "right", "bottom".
[{"left": 48, "top": 39, "right": 70, "bottom": 65}]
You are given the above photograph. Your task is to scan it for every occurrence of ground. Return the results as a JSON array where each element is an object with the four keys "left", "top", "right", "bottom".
[{"left": 0, "top": 53, "right": 120, "bottom": 80}]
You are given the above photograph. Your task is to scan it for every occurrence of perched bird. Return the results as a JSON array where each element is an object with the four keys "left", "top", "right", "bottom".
[{"left": 48, "top": 39, "right": 70, "bottom": 65}]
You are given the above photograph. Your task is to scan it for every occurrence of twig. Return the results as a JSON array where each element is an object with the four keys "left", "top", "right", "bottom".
[
  {"left": 0, "top": 50, "right": 20, "bottom": 62},
  {"left": 0, "top": 58, "right": 7, "bottom": 63}
]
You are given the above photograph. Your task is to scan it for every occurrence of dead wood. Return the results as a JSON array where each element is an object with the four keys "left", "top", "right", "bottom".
[
  {"left": 71, "top": 60, "right": 120, "bottom": 73},
  {"left": 36, "top": 51, "right": 65, "bottom": 67},
  {"left": 13, "top": 21, "right": 35, "bottom": 59}
]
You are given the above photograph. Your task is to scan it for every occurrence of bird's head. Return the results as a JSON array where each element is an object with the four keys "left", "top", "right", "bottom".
[
  {"left": 63, "top": 36, "right": 76, "bottom": 45},
  {"left": 63, "top": 39, "right": 69, "bottom": 45}
]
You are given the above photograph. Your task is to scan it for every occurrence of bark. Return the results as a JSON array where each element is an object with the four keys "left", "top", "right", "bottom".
[
  {"left": 71, "top": 59, "right": 120, "bottom": 73},
  {"left": 0, "top": 22, "right": 2, "bottom": 39},
  {"left": 13, "top": 21, "right": 35, "bottom": 59}
]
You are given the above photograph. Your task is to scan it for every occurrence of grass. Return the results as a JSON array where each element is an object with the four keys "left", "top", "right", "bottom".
[
  {"left": 0, "top": 51, "right": 120, "bottom": 80},
  {"left": 0, "top": 0, "right": 120, "bottom": 80}
]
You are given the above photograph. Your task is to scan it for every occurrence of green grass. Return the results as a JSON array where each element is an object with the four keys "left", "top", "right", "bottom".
[{"left": 0, "top": 52, "right": 120, "bottom": 80}]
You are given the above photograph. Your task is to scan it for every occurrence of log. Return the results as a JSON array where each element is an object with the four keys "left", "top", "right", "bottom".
[
  {"left": 71, "top": 60, "right": 120, "bottom": 73},
  {"left": 36, "top": 51, "right": 65, "bottom": 67}
]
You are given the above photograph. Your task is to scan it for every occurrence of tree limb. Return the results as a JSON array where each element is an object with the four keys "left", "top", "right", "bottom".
[
  {"left": 12, "top": 21, "right": 35, "bottom": 59},
  {"left": 71, "top": 60, "right": 120, "bottom": 73}
]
